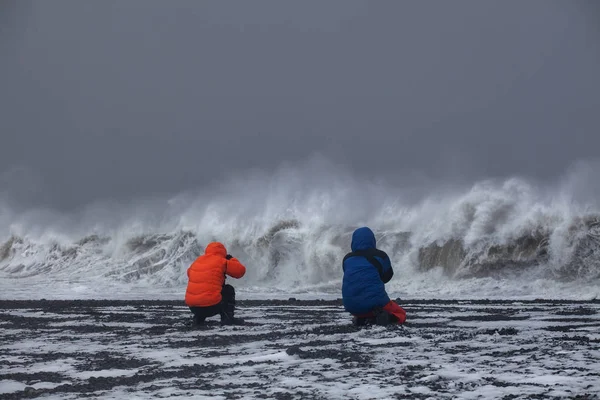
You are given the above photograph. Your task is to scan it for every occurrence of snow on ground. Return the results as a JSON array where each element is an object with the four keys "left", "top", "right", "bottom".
[{"left": 0, "top": 299, "right": 599, "bottom": 399}]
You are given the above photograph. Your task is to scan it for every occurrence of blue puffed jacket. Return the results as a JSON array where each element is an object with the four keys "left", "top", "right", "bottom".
[{"left": 341, "top": 227, "right": 394, "bottom": 315}]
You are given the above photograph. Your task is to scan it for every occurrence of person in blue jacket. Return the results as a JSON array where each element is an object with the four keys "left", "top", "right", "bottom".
[{"left": 342, "top": 226, "right": 406, "bottom": 326}]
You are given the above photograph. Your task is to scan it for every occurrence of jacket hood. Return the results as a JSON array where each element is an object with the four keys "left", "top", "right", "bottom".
[
  {"left": 351, "top": 227, "right": 376, "bottom": 251},
  {"left": 204, "top": 242, "right": 227, "bottom": 257}
]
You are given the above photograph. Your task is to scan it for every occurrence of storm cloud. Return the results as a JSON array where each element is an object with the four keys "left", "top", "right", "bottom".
[{"left": 1, "top": 0, "right": 599, "bottom": 210}]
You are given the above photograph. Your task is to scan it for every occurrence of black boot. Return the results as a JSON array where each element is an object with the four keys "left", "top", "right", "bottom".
[
  {"left": 220, "top": 303, "right": 245, "bottom": 325},
  {"left": 352, "top": 316, "right": 376, "bottom": 327},
  {"left": 220, "top": 313, "right": 245, "bottom": 326},
  {"left": 373, "top": 307, "right": 390, "bottom": 326}
]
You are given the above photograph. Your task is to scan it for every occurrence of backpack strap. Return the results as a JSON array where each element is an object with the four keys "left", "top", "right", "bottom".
[{"left": 343, "top": 249, "right": 385, "bottom": 280}]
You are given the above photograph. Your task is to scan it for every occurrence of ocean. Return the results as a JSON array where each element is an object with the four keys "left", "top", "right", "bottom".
[{"left": 2, "top": 163, "right": 599, "bottom": 301}]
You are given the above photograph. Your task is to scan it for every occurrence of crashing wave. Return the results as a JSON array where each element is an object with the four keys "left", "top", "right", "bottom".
[
  {"left": 1, "top": 170, "right": 599, "bottom": 297},
  {"left": 1, "top": 214, "right": 599, "bottom": 286}
]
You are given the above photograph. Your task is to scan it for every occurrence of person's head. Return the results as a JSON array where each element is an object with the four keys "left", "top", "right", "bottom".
[
  {"left": 204, "top": 242, "right": 227, "bottom": 257},
  {"left": 351, "top": 227, "right": 376, "bottom": 251}
]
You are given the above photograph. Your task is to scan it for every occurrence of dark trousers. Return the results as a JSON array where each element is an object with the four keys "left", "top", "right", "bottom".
[{"left": 189, "top": 284, "right": 236, "bottom": 322}]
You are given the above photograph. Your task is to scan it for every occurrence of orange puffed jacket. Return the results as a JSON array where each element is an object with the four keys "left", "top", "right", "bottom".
[{"left": 185, "top": 242, "right": 246, "bottom": 307}]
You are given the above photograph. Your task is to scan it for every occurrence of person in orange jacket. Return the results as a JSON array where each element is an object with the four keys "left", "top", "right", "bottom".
[{"left": 185, "top": 242, "right": 246, "bottom": 325}]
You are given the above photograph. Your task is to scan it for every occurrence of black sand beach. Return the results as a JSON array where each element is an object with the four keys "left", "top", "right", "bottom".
[{"left": 1, "top": 299, "right": 599, "bottom": 399}]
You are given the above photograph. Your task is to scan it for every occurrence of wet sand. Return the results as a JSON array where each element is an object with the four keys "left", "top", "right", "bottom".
[{"left": 1, "top": 299, "right": 599, "bottom": 399}]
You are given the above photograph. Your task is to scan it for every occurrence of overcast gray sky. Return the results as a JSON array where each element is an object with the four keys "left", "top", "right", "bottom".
[{"left": 1, "top": 0, "right": 599, "bottom": 210}]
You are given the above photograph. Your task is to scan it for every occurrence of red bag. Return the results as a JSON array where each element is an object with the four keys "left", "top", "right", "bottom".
[
  {"left": 353, "top": 300, "right": 406, "bottom": 324},
  {"left": 383, "top": 300, "right": 407, "bottom": 324}
]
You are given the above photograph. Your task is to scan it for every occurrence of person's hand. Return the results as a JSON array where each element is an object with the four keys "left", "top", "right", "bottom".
[{"left": 225, "top": 254, "right": 233, "bottom": 260}]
